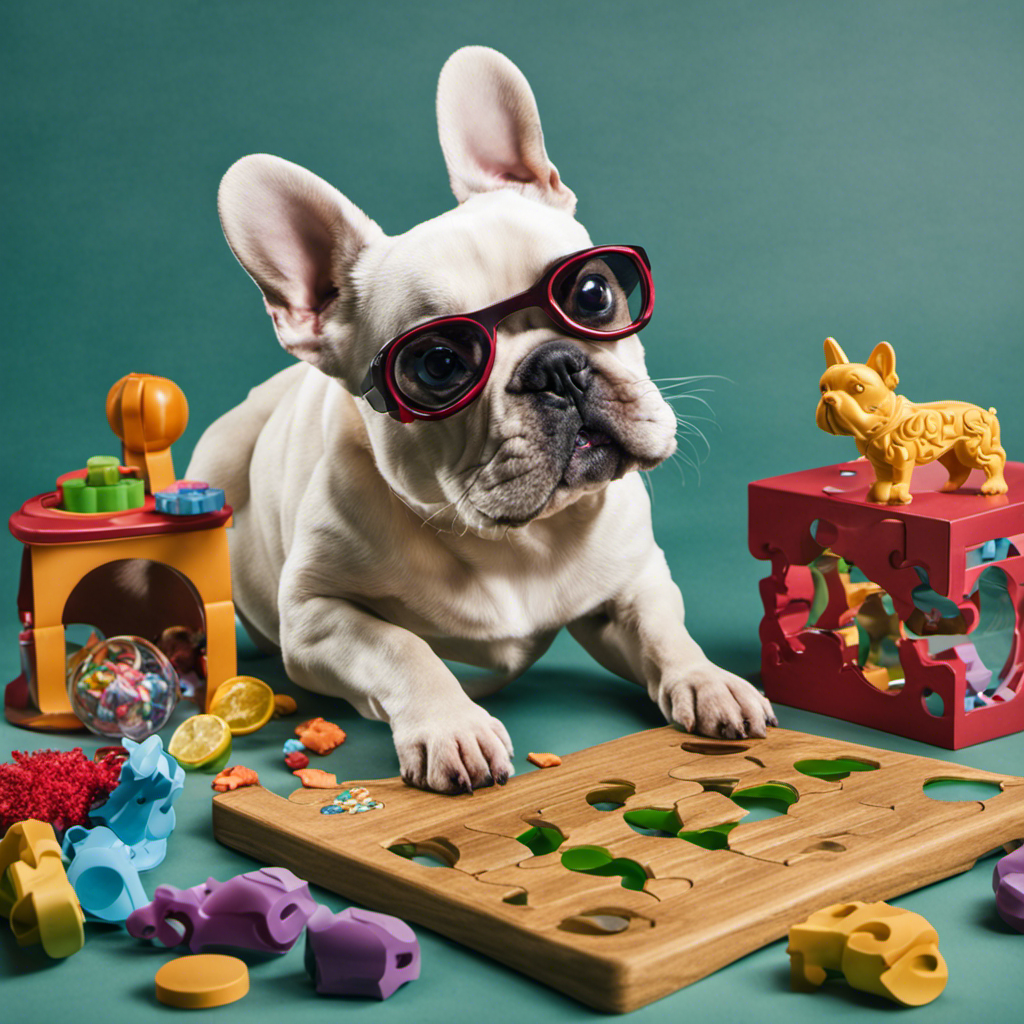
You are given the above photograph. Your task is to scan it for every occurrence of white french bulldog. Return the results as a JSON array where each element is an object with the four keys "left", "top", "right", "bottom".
[{"left": 189, "top": 46, "right": 775, "bottom": 793}]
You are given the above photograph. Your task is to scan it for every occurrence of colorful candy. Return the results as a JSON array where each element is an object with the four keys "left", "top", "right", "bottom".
[
  {"left": 321, "top": 787, "right": 384, "bottom": 815},
  {"left": 68, "top": 636, "right": 179, "bottom": 741}
]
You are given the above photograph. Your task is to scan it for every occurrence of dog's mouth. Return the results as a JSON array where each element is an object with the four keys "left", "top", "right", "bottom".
[
  {"left": 574, "top": 428, "right": 609, "bottom": 451},
  {"left": 562, "top": 427, "right": 624, "bottom": 487}
]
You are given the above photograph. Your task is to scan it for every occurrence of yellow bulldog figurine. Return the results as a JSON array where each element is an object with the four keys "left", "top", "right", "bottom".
[{"left": 816, "top": 337, "right": 1008, "bottom": 505}]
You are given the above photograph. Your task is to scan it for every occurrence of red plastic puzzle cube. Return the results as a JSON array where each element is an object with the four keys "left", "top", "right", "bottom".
[{"left": 749, "top": 459, "right": 1024, "bottom": 748}]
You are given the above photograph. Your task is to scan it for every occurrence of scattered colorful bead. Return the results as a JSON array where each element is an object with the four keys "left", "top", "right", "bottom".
[
  {"left": 284, "top": 751, "right": 309, "bottom": 771},
  {"left": 283, "top": 738, "right": 305, "bottom": 755},
  {"left": 321, "top": 787, "right": 384, "bottom": 815},
  {"left": 67, "top": 636, "right": 179, "bottom": 741}
]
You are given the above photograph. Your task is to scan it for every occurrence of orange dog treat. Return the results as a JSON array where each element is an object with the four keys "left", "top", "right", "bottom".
[
  {"left": 293, "top": 768, "right": 338, "bottom": 788},
  {"left": 211, "top": 765, "right": 260, "bottom": 792},
  {"left": 273, "top": 694, "right": 297, "bottom": 717},
  {"left": 527, "top": 752, "right": 561, "bottom": 768},
  {"left": 295, "top": 717, "right": 347, "bottom": 755}
]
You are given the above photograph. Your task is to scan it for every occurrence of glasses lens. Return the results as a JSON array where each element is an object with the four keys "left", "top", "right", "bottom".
[
  {"left": 392, "top": 321, "right": 490, "bottom": 413},
  {"left": 552, "top": 250, "right": 647, "bottom": 333}
]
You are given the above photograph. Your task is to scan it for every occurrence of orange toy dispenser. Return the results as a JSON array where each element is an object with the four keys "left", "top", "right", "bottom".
[{"left": 5, "top": 373, "right": 236, "bottom": 731}]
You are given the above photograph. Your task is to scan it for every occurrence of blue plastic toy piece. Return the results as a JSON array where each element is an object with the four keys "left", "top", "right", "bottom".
[
  {"left": 154, "top": 483, "right": 225, "bottom": 516},
  {"left": 89, "top": 735, "right": 184, "bottom": 870},
  {"left": 62, "top": 826, "right": 148, "bottom": 923}
]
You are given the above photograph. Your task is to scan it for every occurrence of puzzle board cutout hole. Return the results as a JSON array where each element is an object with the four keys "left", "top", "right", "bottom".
[
  {"left": 800, "top": 840, "right": 847, "bottom": 854},
  {"left": 680, "top": 741, "right": 749, "bottom": 756},
  {"left": 922, "top": 778, "right": 1003, "bottom": 802},
  {"left": 586, "top": 781, "right": 636, "bottom": 811},
  {"left": 560, "top": 846, "right": 649, "bottom": 891},
  {"left": 558, "top": 910, "right": 653, "bottom": 936},
  {"left": 794, "top": 757, "right": 879, "bottom": 780},
  {"left": 515, "top": 825, "right": 564, "bottom": 856},
  {"left": 387, "top": 839, "right": 459, "bottom": 868},
  {"left": 677, "top": 823, "right": 737, "bottom": 850},
  {"left": 730, "top": 783, "right": 798, "bottom": 822},
  {"left": 693, "top": 777, "right": 740, "bottom": 796},
  {"left": 623, "top": 808, "right": 681, "bottom": 838}
]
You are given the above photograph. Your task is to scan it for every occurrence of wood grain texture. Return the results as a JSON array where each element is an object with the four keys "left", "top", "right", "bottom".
[{"left": 212, "top": 726, "right": 1024, "bottom": 1012}]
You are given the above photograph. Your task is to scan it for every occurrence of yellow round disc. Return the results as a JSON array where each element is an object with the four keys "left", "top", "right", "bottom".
[
  {"left": 155, "top": 953, "right": 249, "bottom": 1008},
  {"left": 208, "top": 676, "right": 276, "bottom": 735},
  {"left": 167, "top": 713, "right": 232, "bottom": 771}
]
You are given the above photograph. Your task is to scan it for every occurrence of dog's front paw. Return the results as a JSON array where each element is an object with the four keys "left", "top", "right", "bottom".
[
  {"left": 392, "top": 702, "right": 515, "bottom": 794},
  {"left": 655, "top": 661, "right": 777, "bottom": 740}
]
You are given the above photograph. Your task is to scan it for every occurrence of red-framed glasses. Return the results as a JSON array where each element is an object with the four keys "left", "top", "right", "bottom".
[{"left": 360, "top": 244, "right": 654, "bottom": 422}]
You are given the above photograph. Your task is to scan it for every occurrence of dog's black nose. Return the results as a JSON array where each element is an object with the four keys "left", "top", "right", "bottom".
[{"left": 509, "top": 341, "right": 591, "bottom": 412}]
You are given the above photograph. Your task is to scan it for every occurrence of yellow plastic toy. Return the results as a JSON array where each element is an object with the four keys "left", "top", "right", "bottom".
[
  {"left": 816, "top": 338, "right": 1008, "bottom": 505},
  {"left": 6, "top": 373, "right": 236, "bottom": 732},
  {"left": 0, "top": 819, "right": 85, "bottom": 958},
  {"left": 788, "top": 900, "right": 947, "bottom": 1006}
]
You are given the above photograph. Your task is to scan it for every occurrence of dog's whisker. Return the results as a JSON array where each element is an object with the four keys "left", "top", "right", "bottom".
[
  {"left": 674, "top": 424, "right": 711, "bottom": 463},
  {"left": 676, "top": 419, "right": 713, "bottom": 457},
  {"left": 667, "top": 451, "right": 692, "bottom": 486},
  {"left": 656, "top": 382, "right": 718, "bottom": 394},
  {"left": 641, "top": 467, "right": 655, "bottom": 506},
  {"left": 649, "top": 374, "right": 730, "bottom": 386},
  {"left": 663, "top": 395, "right": 717, "bottom": 416}
]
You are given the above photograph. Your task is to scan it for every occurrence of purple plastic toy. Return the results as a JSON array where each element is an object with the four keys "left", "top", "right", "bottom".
[
  {"left": 305, "top": 905, "right": 420, "bottom": 999},
  {"left": 993, "top": 845, "right": 1024, "bottom": 932},
  {"left": 126, "top": 866, "right": 318, "bottom": 953}
]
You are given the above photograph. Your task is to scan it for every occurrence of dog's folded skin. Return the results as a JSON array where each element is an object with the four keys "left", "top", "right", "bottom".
[{"left": 189, "top": 46, "right": 775, "bottom": 793}]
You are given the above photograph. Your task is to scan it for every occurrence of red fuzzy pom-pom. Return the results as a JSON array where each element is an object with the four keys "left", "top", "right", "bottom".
[{"left": 0, "top": 747, "right": 123, "bottom": 835}]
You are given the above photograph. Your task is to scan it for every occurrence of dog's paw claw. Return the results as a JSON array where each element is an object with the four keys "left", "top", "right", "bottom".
[
  {"left": 658, "top": 662, "right": 774, "bottom": 743},
  {"left": 393, "top": 702, "right": 514, "bottom": 795}
]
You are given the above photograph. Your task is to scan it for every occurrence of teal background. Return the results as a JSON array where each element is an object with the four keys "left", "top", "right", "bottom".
[{"left": 2, "top": 1, "right": 1023, "bottom": 1020}]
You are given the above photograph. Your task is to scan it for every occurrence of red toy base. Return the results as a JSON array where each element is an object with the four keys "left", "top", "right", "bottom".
[
  {"left": 4, "top": 675, "right": 86, "bottom": 732},
  {"left": 750, "top": 460, "right": 1024, "bottom": 749}
]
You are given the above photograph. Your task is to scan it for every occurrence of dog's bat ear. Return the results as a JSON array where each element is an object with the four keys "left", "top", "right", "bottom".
[
  {"left": 823, "top": 337, "right": 849, "bottom": 367},
  {"left": 867, "top": 341, "right": 899, "bottom": 389},
  {"left": 436, "top": 46, "right": 577, "bottom": 213},
  {"left": 218, "top": 154, "right": 384, "bottom": 376}
]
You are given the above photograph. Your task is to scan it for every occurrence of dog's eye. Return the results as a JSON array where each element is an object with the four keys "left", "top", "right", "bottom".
[
  {"left": 391, "top": 325, "right": 488, "bottom": 412},
  {"left": 820, "top": 384, "right": 827, "bottom": 394},
  {"left": 575, "top": 274, "right": 614, "bottom": 317},
  {"left": 413, "top": 345, "right": 466, "bottom": 388},
  {"left": 852, "top": 383, "right": 864, "bottom": 394}
]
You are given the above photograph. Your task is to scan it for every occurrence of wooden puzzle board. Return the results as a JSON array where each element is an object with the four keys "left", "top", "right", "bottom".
[{"left": 212, "top": 727, "right": 1024, "bottom": 1012}]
